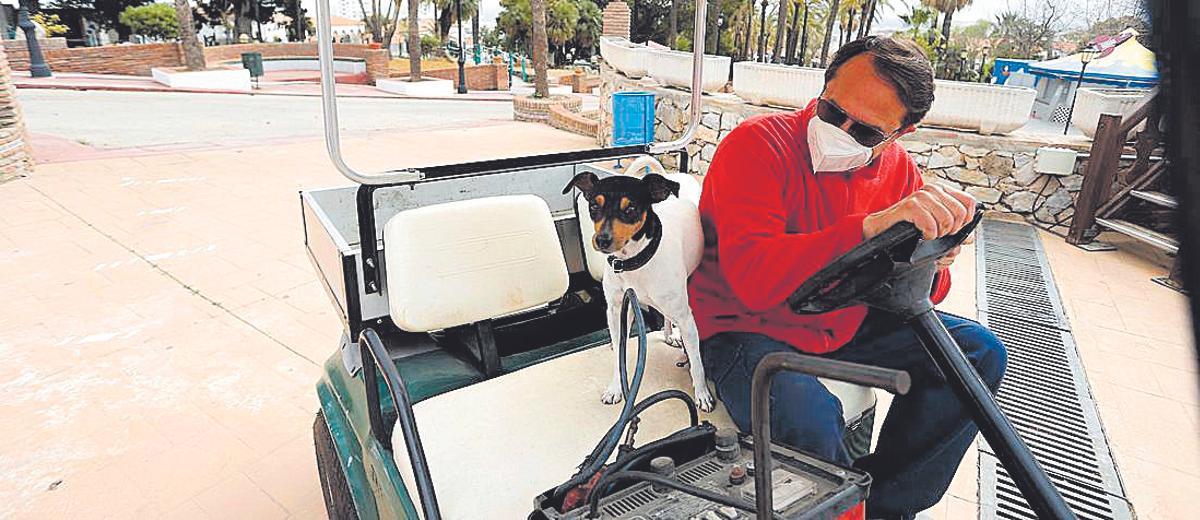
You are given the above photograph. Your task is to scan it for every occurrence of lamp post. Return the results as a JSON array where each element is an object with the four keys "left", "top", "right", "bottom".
[
  {"left": 455, "top": 0, "right": 467, "bottom": 94},
  {"left": 1063, "top": 44, "right": 1099, "bottom": 135},
  {"left": 17, "top": 0, "right": 51, "bottom": 78}
]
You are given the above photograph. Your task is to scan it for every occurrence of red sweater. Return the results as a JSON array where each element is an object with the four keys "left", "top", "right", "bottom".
[{"left": 688, "top": 102, "right": 950, "bottom": 354}]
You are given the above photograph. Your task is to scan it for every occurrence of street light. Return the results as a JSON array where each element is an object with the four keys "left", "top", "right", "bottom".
[
  {"left": 455, "top": 0, "right": 467, "bottom": 94},
  {"left": 1063, "top": 44, "right": 1099, "bottom": 135},
  {"left": 17, "top": 0, "right": 50, "bottom": 78}
]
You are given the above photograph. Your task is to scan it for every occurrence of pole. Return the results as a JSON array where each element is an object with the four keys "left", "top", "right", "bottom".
[
  {"left": 17, "top": 0, "right": 50, "bottom": 77},
  {"left": 472, "top": 13, "right": 480, "bottom": 65},
  {"left": 909, "top": 311, "right": 1076, "bottom": 519},
  {"left": 254, "top": 0, "right": 262, "bottom": 41},
  {"left": 455, "top": 0, "right": 467, "bottom": 93},
  {"left": 1064, "top": 61, "right": 1089, "bottom": 134}
]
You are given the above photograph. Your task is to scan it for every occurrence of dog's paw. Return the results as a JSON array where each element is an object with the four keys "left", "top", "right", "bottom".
[
  {"left": 694, "top": 387, "right": 716, "bottom": 413},
  {"left": 601, "top": 383, "right": 624, "bottom": 405}
]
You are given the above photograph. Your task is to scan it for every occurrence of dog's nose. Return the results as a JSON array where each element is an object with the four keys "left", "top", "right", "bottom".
[{"left": 595, "top": 234, "right": 613, "bottom": 250}]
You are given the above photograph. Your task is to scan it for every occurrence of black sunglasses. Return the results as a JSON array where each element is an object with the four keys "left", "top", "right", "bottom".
[{"left": 816, "top": 98, "right": 897, "bottom": 148}]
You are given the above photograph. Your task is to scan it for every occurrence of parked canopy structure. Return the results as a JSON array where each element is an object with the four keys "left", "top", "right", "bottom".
[{"left": 1028, "top": 29, "right": 1158, "bottom": 87}]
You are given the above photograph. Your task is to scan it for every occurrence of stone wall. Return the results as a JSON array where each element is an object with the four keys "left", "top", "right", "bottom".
[
  {"left": 0, "top": 44, "right": 34, "bottom": 181},
  {"left": 418, "top": 58, "right": 511, "bottom": 91},
  {"left": 599, "top": 64, "right": 1095, "bottom": 231}
]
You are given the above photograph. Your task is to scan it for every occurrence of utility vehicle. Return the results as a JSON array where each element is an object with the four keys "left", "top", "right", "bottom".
[{"left": 303, "top": 0, "right": 1077, "bottom": 517}]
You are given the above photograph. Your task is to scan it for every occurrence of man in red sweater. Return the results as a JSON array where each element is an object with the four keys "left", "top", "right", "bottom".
[{"left": 688, "top": 37, "right": 1006, "bottom": 519}]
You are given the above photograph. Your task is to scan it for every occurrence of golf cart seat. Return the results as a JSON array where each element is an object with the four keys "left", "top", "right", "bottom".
[{"left": 383, "top": 194, "right": 570, "bottom": 333}]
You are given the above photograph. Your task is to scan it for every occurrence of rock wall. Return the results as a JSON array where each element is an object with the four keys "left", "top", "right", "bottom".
[{"left": 599, "top": 64, "right": 1095, "bottom": 232}]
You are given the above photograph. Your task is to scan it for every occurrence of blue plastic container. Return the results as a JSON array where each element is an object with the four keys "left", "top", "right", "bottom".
[{"left": 612, "top": 91, "right": 656, "bottom": 146}]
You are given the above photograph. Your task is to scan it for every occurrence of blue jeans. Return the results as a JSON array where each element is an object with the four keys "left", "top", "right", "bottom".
[{"left": 700, "top": 310, "right": 1007, "bottom": 519}]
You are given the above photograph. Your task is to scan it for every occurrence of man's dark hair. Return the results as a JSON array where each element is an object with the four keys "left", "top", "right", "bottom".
[{"left": 824, "top": 36, "right": 935, "bottom": 128}]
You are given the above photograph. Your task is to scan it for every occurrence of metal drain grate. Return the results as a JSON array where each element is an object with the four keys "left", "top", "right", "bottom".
[{"left": 975, "top": 220, "right": 1133, "bottom": 520}]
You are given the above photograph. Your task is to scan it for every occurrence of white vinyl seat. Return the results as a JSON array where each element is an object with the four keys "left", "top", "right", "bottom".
[{"left": 383, "top": 194, "right": 570, "bottom": 332}]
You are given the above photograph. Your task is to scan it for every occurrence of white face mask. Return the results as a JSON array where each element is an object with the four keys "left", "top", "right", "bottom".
[{"left": 806, "top": 115, "right": 874, "bottom": 173}]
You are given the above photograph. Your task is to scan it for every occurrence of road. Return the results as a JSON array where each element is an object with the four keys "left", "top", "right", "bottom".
[{"left": 18, "top": 89, "right": 514, "bottom": 150}]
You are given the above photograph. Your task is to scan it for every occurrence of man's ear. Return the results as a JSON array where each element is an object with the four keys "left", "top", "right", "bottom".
[
  {"left": 643, "top": 174, "right": 680, "bottom": 203},
  {"left": 562, "top": 172, "right": 598, "bottom": 195},
  {"left": 898, "top": 124, "right": 917, "bottom": 137}
]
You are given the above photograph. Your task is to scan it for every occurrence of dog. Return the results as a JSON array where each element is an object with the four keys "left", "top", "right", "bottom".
[{"left": 562, "top": 161, "right": 714, "bottom": 412}]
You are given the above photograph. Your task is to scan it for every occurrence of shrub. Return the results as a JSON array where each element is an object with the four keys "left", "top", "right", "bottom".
[
  {"left": 119, "top": 4, "right": 179, "bottom": 40},
  {"left": 420, "top": 34, "right": 442, "bottom": 57}
]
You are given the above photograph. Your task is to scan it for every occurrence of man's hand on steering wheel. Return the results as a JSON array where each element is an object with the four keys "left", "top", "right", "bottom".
[{"left": 863, "top": 184, "right": 977, "bottom": 242}]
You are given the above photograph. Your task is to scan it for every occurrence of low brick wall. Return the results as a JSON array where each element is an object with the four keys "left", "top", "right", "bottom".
[
  {"left": 416, "top": 58, "right": 510, "bottom": 91},
  {"left": 549, "top": 104, "right": 600, "bottom": 138},
  {"left": 203, "top": 43, "right": 390, "bottom": 81},
  {"left": 0, "top": 44, "right": 34, "bottom": 180},
  {"left": 3, "top": 38, "right": 69, "bottom": 72},
  {"left": 514, "top": 94, "right": 582, "bottom": 122},
  {"left": 3, "top": 40, "right": 184, "bottom": 76}
]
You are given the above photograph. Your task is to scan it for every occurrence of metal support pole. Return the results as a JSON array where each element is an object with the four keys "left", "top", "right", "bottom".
[
  {"left": 455, "top": 0, "right": 467, "bottom": 93},
  {"left": 1064, "top": 61, "right": 1090, "bottom": 135},
  {"left": 17, "top": 0, "right": 50, "bottom": 78},
  {"left": 909, "top": 311, "right": 1077, "bottom": 519}
]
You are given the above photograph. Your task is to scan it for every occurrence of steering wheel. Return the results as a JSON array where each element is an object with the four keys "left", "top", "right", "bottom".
[{"left": 787, "top": 209, "right": 984, "bottom": 319}]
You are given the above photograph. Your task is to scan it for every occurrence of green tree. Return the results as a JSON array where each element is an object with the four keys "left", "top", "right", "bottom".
[
  {"left": 531, "top": 0, "right": 549, "bottom": 96},
  {"left": 44, "top": 0, "right": 154, "bottom": 41},
  {"left": 922, "top": 0, "right": 971, "bottom": 46},
  {"left": 119, "top": 3, "right": 179, "bottom": 39}
]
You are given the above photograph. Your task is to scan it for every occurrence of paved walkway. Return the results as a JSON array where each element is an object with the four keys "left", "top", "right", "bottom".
[{"left": 1, "top": 91, "right": 1194, "bottom": 518}]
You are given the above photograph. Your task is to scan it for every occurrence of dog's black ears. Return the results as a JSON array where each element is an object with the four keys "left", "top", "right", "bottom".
[
  {"left": 644, "top": 174, "right": 680, "bottom": 203},
  {"left": 562, "top": 172, "right": 599, "bottom": 195}
]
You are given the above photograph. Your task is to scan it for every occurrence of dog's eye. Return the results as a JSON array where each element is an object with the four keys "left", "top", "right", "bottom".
[{"left": 622, "top": 207, "right": 639, "bottom": 220}]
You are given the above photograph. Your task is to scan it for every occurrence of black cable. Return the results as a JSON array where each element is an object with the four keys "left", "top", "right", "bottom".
[
  {"left": 553, "top": 288, "right": 649, "bottom": 500},
  {"left": 585, "top": 471, "right": 780, "bottom": 520}
]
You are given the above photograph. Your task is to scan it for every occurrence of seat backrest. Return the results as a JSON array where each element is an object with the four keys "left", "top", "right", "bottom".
[{"left": 383, "top": 195, "right": 569, "bottom": 332}]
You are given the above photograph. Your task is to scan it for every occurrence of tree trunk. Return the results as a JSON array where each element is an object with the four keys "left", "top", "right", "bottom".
[
  {"left": 941, "top": 8, "right": 954, "bottom": 45},
  {"left": 864, "top": 0, "right": 876, "bottom": 34},
  {"left": 785, "top": 0, "right": 800, "bottom": 63},
  {"left": 771, "top": 0, "right": 787, "bottom": 62},
  {"left": 743, "top": 5, "right": 753, "bottom": 58},
  {"left": 856, "top": 0, "right": 869, "bottom": 38},
  {"left": 843, "top": 8, "right": 854, "bottom": 45},
  {"left": 472, "top": 12, "right": 479, "bottom": 62},
  {"left": 174, "top": 0, "right": 206, "bottom": 71},
  {"left": 818, "top": 0, "right": 839, "bottom": 67},
  {"left": 408, "top": 0, "right": 422, "bottom": 81},
  {"left": 531, "top": 0, "right": 549, "bottom": 97},
  {"left": 756, "top": 0, "right": 767, "bottom": 61},
  {"left": 797, "top": 2, "right": 809, "bottom": 65},
  {"left": 708, "top": 0, "right": 720, "bottom": 52},
  {"left": 668, "top": 0, "right": 678, "bottom": 48}
]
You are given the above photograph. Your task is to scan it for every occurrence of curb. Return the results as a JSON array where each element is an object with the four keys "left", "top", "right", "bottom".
[{"left": 14, "top": 82, "right": 515, "bottom": 102}]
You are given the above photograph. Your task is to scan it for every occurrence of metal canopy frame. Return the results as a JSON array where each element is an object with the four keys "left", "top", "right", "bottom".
[
  {"left": 313, "top": 2, "right": 710, "bottom": 518},
  {"left": 314, "top": 0, "right": 709, "bottom": 298}
]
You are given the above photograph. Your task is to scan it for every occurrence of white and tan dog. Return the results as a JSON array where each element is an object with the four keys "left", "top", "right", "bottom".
[{"left": 562, "top": 157, "right": 713, "bottom": 411}]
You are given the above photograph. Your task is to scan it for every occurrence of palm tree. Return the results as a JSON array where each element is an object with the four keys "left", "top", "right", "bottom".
[
  {"left": 818, "top": 0, "right": 840, "bottom": 66},
  {"left": 407, "top": 0, "right": 421, "bottom": 81},
  {"left": 924, "top": 0, "right": 971, "bottom": 45},
  {"left": 531, "top": 0, "right": 550, "bottom": 97},
  {"left": 771, "top": 0, "right": 789, "bottom": 62},
  {"left": 174, "top": 0, "right": 206, "bottom": 71}
]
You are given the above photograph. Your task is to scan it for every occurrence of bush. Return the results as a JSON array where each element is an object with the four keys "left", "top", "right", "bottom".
[
  {"left": 420, "top": 34, "right": 442, "bottom": 58},
  {"left": 119, "top": 4, "right": 179, "bottom": 41},
  {"left": 32, "top": 13, "right": 69, "bottom": 37}
]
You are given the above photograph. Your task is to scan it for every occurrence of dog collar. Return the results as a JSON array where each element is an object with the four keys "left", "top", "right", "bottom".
[{"left": 608, "top": 212, "right": 661, "bottom": 273}]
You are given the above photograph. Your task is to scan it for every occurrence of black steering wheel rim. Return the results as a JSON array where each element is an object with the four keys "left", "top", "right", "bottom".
[{"left": 787, "top": 209, "right": 984, "bottom": 316}]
